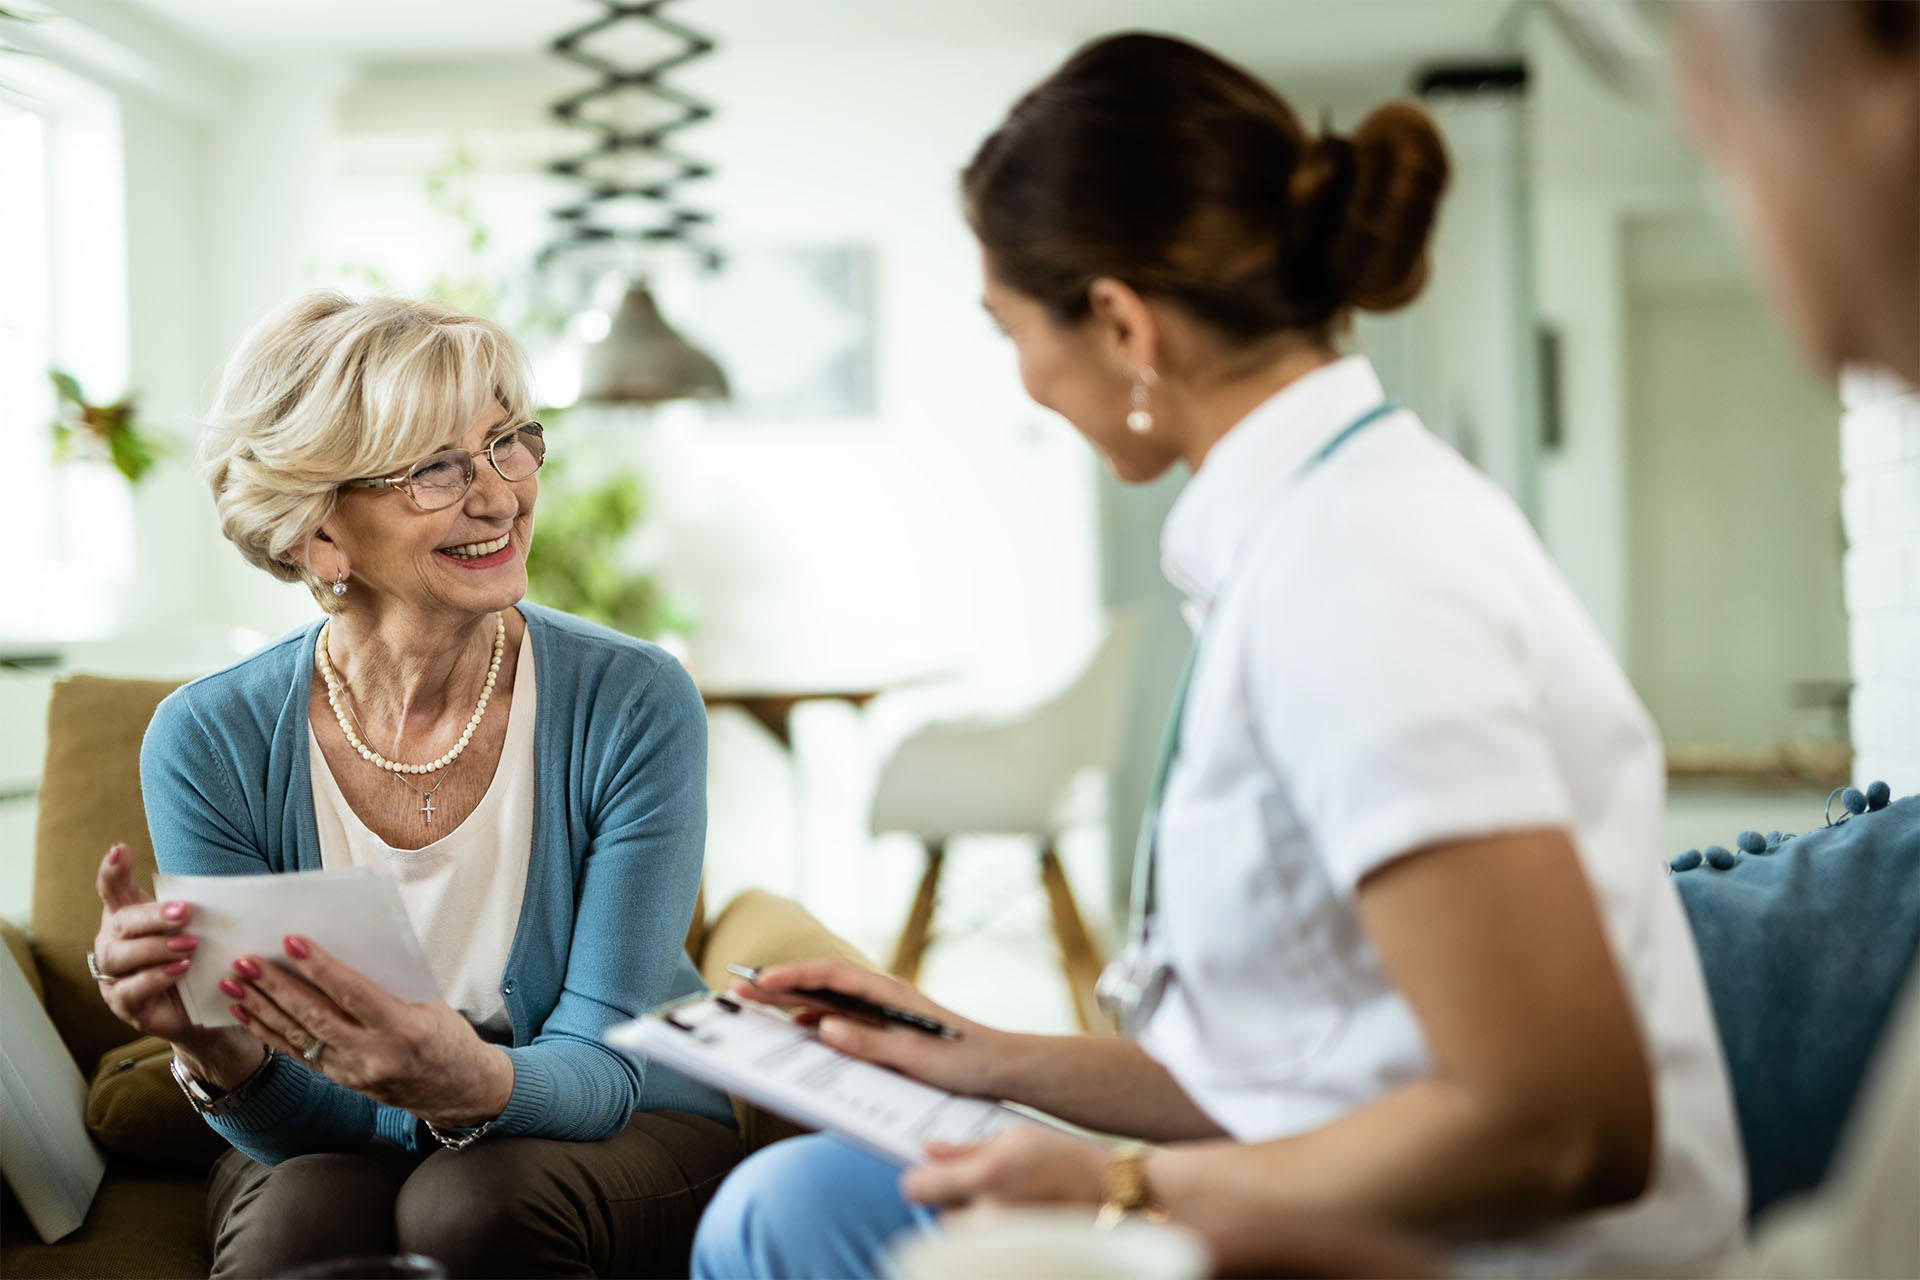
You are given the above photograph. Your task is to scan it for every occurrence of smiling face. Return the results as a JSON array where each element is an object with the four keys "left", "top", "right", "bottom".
[
  {"left": 982, "top": 254, "right": 1185, "bottom": 485},
  {"left": 317, "top": 404, "right": 538, "bottom": 626}
]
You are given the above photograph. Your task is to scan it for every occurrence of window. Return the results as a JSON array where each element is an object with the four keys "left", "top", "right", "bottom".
[{"left": 0, "top": 69, "right": 132, "bottom": 643}]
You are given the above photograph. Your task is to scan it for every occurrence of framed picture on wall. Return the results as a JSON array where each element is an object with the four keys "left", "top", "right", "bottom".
[{"left": 677, "top": 244, "right": 876, "bottom": 422}]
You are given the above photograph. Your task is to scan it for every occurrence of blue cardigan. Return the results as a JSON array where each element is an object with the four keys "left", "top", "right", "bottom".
[{"left": 140, "top": 603, "right": 733, "bottom": 1164}]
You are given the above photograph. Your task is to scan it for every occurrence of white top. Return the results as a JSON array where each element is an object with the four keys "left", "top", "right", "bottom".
[
  {"left": 310, "top": 627, "right": 535, "bottom": 1041},
  {"left": 1133, "top": 355, "right": 1743, "bottom": 1275}
]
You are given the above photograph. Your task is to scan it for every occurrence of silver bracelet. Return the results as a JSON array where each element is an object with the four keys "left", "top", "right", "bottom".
[
  {"left": 171, "top": 1046, "right": 276, "bottom": 1118},
  {"left": 421, "top": 1115, "right": 496, "bottom": 1151}
]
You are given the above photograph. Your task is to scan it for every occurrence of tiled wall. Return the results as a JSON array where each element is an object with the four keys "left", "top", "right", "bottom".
[{"left": 1842, "top": 368, "right": 1920, "bottom": 794}]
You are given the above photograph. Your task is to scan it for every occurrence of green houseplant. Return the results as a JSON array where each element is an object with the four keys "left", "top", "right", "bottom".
[
  {"left": 522, "top": 425, "right": 692, "bottom": 643},
  {"left": 48, "top": 370, "right": 165, "bottom": 484}
]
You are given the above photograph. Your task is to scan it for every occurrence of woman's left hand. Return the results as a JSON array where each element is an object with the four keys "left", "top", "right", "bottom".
[
  {"left": 902, "top": 1127, "right": 1109, "bottom": 1211},
  {"left": 223, "top": 935, "right": 513, "bottom": 1129}
]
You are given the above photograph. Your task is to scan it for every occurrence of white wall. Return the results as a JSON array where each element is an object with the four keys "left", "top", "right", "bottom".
[
  {"left": 1363, "top": 94, "right": 1539, "bottom": 520},
  {"left": 1623, "top": 215, "right": 1847, "bottom": 749},
  {"left": 671, "top": 34, "right": 1110, "bottom": 944},
  {"left": 1842, "top": 370, "right": 1920, "bottom": 795},
  {"left": 1523, "top": 17, "right": 1705, "bottom": 660}
]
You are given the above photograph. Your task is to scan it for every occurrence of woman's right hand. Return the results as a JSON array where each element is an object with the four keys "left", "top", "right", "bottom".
[
  {"left": 732, "top": 958, "right": 1010, "bottom": 1097},
  {"left": 91, "top": 842, "right": 201, "bottom": 1043}
]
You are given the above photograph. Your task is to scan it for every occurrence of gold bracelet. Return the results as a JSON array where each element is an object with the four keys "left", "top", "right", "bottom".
[{"left": 1095, "top": 1143, "right": 1169, "bottom": 1229}]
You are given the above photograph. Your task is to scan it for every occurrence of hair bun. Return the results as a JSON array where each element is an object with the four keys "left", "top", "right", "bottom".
[
  {"left": 1327, "top": 103, "right": 1450, "bottom": 313},
  {"left": 1282, "top": 132, "right": 1359, "bottom": 318}
]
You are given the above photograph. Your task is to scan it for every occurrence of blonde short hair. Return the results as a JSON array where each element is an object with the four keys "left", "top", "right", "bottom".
[{"left": 202, "top": 292, "right": 535, "bottom": 609}]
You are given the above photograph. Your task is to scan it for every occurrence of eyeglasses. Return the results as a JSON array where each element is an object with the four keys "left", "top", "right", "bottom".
[{"left": 342, "top": 423, "right": 546, "bottom": 513}]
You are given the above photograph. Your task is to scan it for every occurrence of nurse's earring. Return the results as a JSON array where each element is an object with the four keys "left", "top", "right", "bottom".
[
  {"left": 1127, "top": 366, "right": 1157, "bottom": 434},
  {"left": 331, "top": 569, "right": 348, "bottom": 598}
]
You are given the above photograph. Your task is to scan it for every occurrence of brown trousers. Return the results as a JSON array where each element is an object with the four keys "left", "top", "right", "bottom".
[{"left": 205, "top": 1110, "right": 743, "bottom": 1279}]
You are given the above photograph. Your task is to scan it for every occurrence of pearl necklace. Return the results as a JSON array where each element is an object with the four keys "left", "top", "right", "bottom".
[
  {"left": 333, "top": 686, "right": 456, "bottom": 825},
  {"left": 318, "top": 613, "right": 505, "bottom": 775}
]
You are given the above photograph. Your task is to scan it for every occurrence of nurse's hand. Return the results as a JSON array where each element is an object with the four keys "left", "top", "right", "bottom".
[
  {"left": 731, "top": 958, "right": 1009, "bottom": 1096},
  {"left": 224, "top": 934, "right": 514, "bottom": 1130},
  {"left": 902, "top": 1127, "right": 1107, "bottom": 1210},
  {"left": 907, "top": 1133, "right": 1448, "bottom": 1279}
]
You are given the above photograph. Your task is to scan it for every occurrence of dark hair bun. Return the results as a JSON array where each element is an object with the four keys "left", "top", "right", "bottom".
[
  {"left": 964, "top": 33, "right": 1453, "bottom": 339},
  {"left": 1327, "top": 103, "right": 1450, "bottom": 313}
]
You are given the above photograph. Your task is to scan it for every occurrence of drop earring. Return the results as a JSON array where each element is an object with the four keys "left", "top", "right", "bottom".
[
  {"left": 332, "top": 569, "right": 348, "bottom": 598},
  {"left": 1127, "top": 367, "right": 1157, "bottom": 434}
]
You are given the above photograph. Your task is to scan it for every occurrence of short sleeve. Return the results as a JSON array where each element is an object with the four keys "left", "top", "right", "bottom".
[{"left": 1243, "top": 503, "right": 1575, "bottom": 896}]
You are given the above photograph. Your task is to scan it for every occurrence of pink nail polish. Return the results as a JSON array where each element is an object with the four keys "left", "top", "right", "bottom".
[
  {"left": 283, "top": 935, "right": 310, "bottom": 960},
  {"left": 233, "top": 957, "right": 261, "bottom": 979},
  {"left": 167, "top": 935, "right": 198, "bottom": 952},
  {"left": 106, "top": 846, "right": 123, "bottom": 867},
  {"left": 218, "top": 978, "right": 245, "bottom": 999},
  {"left": 162, "top": 902, "right": 186, "bottom": 921},
  {"left": 165, "top": 958, "right": 191, "bottom": 975},
  {"left": 230, "top": 1004, "right": 251, "bottom": 1025}
]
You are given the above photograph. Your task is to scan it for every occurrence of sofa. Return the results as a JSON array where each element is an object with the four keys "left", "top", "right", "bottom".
[{"left": 1, "top": 674, "right": 864, "bottom": 1278}]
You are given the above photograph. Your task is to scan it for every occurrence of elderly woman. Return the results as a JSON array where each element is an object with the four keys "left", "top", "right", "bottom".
[{"left": 86, "top": 292, "right": 741, "bottom": 1278}]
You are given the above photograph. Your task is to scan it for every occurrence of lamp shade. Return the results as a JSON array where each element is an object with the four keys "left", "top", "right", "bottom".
[{"left": 578, "top": 283, "right": 729, "bottom": 405}]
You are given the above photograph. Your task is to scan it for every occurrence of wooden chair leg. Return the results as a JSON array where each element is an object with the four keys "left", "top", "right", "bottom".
[
  {"left": 889, "top": 838, "right": 945, "bottom": 983},
  {"left": 1039, "top": 840, "right": 1113, "bottom": 1033}
]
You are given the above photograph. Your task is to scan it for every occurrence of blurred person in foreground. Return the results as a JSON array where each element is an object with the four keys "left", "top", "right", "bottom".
[
  {"left": 692, "top": 31, "right": 1744, "bottom": 1280},
  {"left": 1643, "top": 2, "right": 1917, "bottom": 1272},
  {"left": 86, "top": 293, "right": 742, "bottom": 1277}
]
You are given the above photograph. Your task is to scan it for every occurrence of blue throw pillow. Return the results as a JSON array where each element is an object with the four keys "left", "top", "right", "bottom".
[{"left": 1670, "top": 787, "right": 1920, "bottom": 1219}]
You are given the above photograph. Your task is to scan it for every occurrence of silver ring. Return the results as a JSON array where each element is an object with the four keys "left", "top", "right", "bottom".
[
  {"left": 86, "top": 950, "right": 116, "bottom": 985},
  {"left": 301, "top": 1037, "right": 326, "bottom": 1065}
]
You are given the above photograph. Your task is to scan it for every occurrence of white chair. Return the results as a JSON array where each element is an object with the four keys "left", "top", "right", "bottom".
[{"left": 869, "top": 612, "right": 1147, "bottom": 1031}]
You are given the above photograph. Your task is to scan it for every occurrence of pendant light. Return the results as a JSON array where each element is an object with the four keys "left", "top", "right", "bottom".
[
  {"left": 544, "top": 0, "right": 729, "bottom": 406},
  {"left": 580, "top": 282, "right": 728, "bottom": 404}
]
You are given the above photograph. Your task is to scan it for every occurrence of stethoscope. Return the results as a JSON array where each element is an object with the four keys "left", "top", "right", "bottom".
[{"left": 1095, "top": 399, "right": 1401, "bottom": 1035}]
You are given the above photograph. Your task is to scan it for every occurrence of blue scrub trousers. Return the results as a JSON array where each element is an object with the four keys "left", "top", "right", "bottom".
[{"left": 691, "top": 1134, "right": 938, "bottom": 1279}]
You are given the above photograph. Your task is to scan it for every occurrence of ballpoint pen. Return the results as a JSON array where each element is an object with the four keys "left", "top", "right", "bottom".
[{"left": 726, "top": 964, "right": 961, "bottom": 1040}]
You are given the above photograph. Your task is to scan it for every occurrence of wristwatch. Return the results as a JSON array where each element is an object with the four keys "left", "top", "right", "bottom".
[
  {"left": 170, "top": 1046, "right": 275, "bottom": 1117},
  {"left": 1095, "top": 1143, "right": 1169, "bottom": 1229}
]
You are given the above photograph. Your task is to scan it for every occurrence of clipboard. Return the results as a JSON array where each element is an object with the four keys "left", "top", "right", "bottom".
[{"left": 607, "top": 992, "right": 1062, "bottom": 1166}]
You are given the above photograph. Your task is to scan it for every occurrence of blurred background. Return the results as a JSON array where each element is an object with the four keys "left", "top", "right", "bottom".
[{"left": 1, "top": 0, "right": 1894, "bottom": 1034}]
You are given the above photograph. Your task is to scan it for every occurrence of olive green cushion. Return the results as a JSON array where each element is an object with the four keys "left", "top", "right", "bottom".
[
  {"left": 695, "top": 889, "right": 871, "bottom": 1152},
  {"left": 696, "top": 888, "right": 867, "bottom": 994},
  {"left": 86, "top": 1036, "right": 230, "bottom": 1175},
  {"left": 0, "top": 1161, "right": 208, "bottom": 1279},
  {"left": 31, "top": 676, "right": 184, "bottom": 1075}
]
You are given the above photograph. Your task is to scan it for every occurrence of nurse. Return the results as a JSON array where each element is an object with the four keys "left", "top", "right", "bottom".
[{"left": 693, "top": 32, "right": 1742, "bottom": 1279}]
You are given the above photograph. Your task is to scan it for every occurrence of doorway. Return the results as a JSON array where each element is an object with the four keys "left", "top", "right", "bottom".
[{"left": 1623, "top": 212, "right": 1848, "bottom": 769}]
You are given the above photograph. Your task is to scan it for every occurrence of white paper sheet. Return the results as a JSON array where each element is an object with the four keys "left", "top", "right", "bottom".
[
  {"left": 609, "top": 994, "right": 1067, "bottom": 1166},
  {"left": 153, "top": 868, "right": 440, "bottom": 1027}
]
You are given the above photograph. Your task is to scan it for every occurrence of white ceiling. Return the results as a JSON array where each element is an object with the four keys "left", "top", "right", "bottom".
[{"left": 100, "top": 0, "right": 1516, "bottom": 76}]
